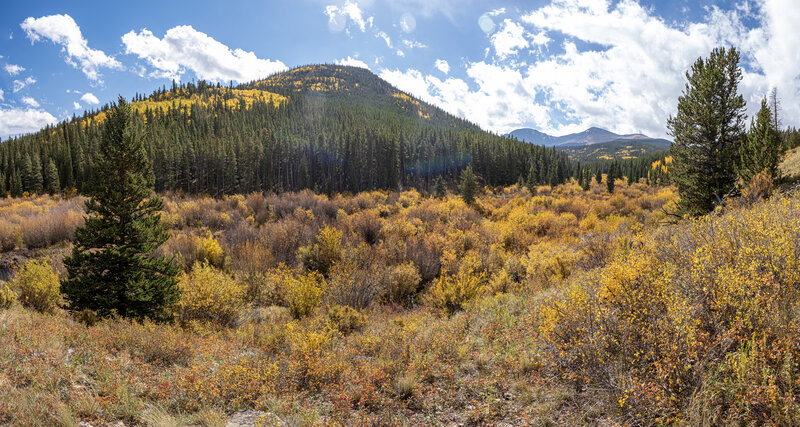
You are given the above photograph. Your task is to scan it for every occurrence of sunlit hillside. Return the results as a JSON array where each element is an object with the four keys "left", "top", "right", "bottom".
[{"left": 82, "top": 87, "right": 287, "bottom": 127}]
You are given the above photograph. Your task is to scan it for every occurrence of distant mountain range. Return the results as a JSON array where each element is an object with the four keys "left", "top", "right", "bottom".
[
  {"left": 507, "top": 126, "right": 671, "bottom": 148},
  {"left": 507, "top": 127, "right": 671, "bottom": 161}
]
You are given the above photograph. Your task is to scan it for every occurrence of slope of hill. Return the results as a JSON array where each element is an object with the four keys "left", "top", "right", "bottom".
[
  {"left": 781, "top": 146, "right": 800, "bottom": 178},
  {"left": 0, "top": 65, "right": 574, "bottom": 196},
  {"left": 507, "top": 126, "right": 671, "bottom": 160}
]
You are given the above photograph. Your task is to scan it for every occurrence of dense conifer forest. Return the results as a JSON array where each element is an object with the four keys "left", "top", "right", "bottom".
[{"left": 0, "top": 65, "right": 583, "bottom": 196}]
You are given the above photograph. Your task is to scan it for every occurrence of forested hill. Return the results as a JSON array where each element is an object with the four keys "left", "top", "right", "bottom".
[{"left": 0, "top": 64, "right": 574, "bottom": 196}]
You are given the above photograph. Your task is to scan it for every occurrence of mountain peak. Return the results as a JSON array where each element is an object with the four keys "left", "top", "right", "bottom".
[{"left": 505, "top": 126, "right": 671, "bottom": 160}]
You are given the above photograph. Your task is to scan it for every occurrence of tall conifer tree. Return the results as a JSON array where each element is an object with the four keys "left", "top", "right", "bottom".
[
  {"left": 667, "top": 47, "right": 746, "bottom": 215},
  {"left": 63, "top": 97, "right": 179, "bottom": 322},
  {"left": 740, "top": 97, "right": 782, "bottom": 184}
]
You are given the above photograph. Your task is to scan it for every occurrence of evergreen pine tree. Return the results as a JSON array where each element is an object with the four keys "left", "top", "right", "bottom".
[
  {"left": 459, "top": 165, "right": 477, "bottom": 205},
  {"left": 668, "top": 47, "right": 746, "bottom": 215},
  {"left": 606, "top": 163, "right": 616, "bottom": 193},
  {"left": 21, "top": 154, "right": 33, "bottom": 193},
  {"left": 740, "top": 97, "right": 782, "bottom": 184},
  {"left": 63, "top": 97, "right": 179, "bottom": 322},
  {"left": 44, "top": 159, "right": 60, "bottom": 194},
  {"left": 29, "top": 154, "right": 44, "bottom": 194},
  {"left": 434, "top": 175, "right": 447, "bottom": 198},
  {"left": 526, "top": 164, "right": 536, "bottom": 190},
  {"left": 10, "top": 170, "right": 22, "bottom": 197}
]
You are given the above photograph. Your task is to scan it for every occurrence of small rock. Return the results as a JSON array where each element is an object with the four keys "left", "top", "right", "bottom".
[{"left": 226, "top": 410, "right": 284, "bottom": 427}]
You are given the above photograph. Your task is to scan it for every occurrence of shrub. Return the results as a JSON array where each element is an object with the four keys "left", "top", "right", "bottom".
[
  {"left": 0, "top": 220, "right": 21, "bottom": 252},
  {"left": 0, "top": 282, "right": 16, "bottom": 309},
  {"left": 284, "top": 270, "right": 325, "bottom": 319},
  {"left": 159, "top": 231, "right": 227, "bottom": 271},
  {"left": 326, "top": 263, "right": 382, "bottom": 309},
  {"left": 382, "top": 263, "right": 421, "bottom": 305},
  {"left": 298, "top": 226, "right": 342, "bottom": 276},
  {"left": 327, "top": 304, "right": 367, "bottom": 335},
  {"left": 73, "top": 308, "right": 99, "bottom": 326},
  {"left": 488, "top": 268, "right": 517, "bottom": 294},
  {"left": 426, "top": 271, "right": 486, "bottom": 315},
  {"left": 19, "top": 207, "right": 84, "bottom": 249},
  {"left": 405, "top": 235, "right": 443, "bottom": 283},
  {"left": 197, "top": 233, "right": 226, "bottom": 269},
  {"left": 740, "top": 170, "right": 773, "bottom": 205},
  {"left": 158, "top": 231, "right": 202, "bottom": 270},
  {"left": 176, "top": 262, "right": 246, "bottom": 327},
  {"left": 393, "top": 373, "right": 418, "bottom": 399},
  {"left": 13, "top": 258, "right": 61, "bottom": 313},
  {"left": 350, "top": 210, "right": 382, "bottom": 245}
]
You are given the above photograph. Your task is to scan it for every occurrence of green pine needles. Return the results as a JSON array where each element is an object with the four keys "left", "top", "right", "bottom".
[
  {"left": 740, "top": 97, "right": 782, "bottom": 184},
  {"left": 667, "top": 47, "right": 747, "bottom": 216},
  {"left": 63, "top": 96, "right": 179, "bottom": 322}
]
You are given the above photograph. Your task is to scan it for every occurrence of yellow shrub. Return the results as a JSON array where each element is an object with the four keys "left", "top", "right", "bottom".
[
  {"left": 488, "top": 268, "right": 519, "bottom": 294},
  {"left": 426, "top": 270, "right": 486, "bottom": 315},
  {"left": 298, "top": 226, "right": 342, "bottom": 276},
  {"left": 327, "top": 304, "right": 367, "bottom": 335},
  {"left": 12, "top": 258, "right": 61, "bottom": 313},
  {"left": 177, "top": 262, "right": 245, "bottom": 326},
  {"left": 524, "top": 242, "right": 580, "bottom": 288},
  {"left": 284, "top": 270, "right": 325, "bottom": 319},
  {"left": 198, "top": 233, "right": 226, "bottom": 268},
  {"left": 382, "top": 263, "right": 421, "bottom": 305},
  {"left": 0, "top": 282, "right": 16, "bottom": 309}
]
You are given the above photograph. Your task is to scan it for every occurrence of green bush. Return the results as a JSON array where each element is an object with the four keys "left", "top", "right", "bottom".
[{"left": 13, "top": 258, "right": 61, "bottom": 313}]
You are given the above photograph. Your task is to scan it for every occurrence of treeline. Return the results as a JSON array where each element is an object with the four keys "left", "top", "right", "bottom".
[{"left": 0, "top": 66, "right": 577, "bottom": 196}]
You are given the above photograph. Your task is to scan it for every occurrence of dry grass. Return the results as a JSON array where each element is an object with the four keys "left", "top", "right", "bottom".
[{"left": 780, "top": 146, "right": 800, "bottom": 177}]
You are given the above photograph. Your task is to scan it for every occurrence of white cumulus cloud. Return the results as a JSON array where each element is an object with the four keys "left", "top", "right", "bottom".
[
  {"left": 73, "top": 101, "right": 81, "bottom": 110},
  {"left": 80, "top": 92, "right": 100, "bottom": 105},
  {"left": 13, "top": 76, "right": 36, "bottom": 93},
  {"left": 4, "top": 64, "right": 25, "bottom": 76},
  {"left": 491, "top": 19, "right": 530, "bottom": 59},
  {"left": 335, "top": 56, "right": 370, "bottom": 69},
  {"left": 0, "top": 108, "right": 58, "bottom": 139},
  {"left": 122, "top": 25, "right": 288, "bottom": 82},
  {"left": 325, "top": 1, "right": 370, "bottom": 32},
  {"left": 381, "top": 0, "right": 800, "bottom": 137},
  {"left": 380, "top": 62, "right": 550, "bottom": 133},
  {"left": 21, "top": 14, "right": 121, "bottom": 82},
  {"left": 0, "top": 89, "right": 4, "bottom": 101},
  {"left": 21, "top": 97, "right": 39, "bottom": 107},
  {"left": 403, "top": 39, "right": 427, "bottom": 49},
  {"left": 434, "top": 59, "right": 450, "bottom": 74}
]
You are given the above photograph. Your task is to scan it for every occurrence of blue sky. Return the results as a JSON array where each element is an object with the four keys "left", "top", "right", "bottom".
[{"left": 1, "top": 0, "right": 798, "bottom": 139}]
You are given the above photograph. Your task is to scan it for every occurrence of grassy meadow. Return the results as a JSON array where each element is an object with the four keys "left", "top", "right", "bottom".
[{"left": 1, "top": 173, "right": 800, "bottom": 425}]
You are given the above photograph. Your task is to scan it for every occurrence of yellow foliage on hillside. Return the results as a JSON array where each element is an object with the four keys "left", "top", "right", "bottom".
[{"left": 81, "top": 87, "right": 287, "bottom": 127}]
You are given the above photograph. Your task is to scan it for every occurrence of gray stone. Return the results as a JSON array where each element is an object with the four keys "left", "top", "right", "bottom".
[{"left": 225, "top": 410, "right": 285, "bottom": 427}]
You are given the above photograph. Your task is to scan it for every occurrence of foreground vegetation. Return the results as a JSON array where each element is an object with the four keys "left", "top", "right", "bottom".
[{"left": 2, "top": 169, "right": 799, "bottom": 424}]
